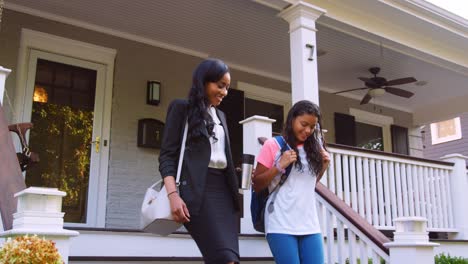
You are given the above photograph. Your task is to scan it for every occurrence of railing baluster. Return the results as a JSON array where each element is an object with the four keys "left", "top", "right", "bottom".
[
  {"left": 440, "top": 169, "right": 449, "bottom": 228},
  {"left": 329, "top": 153, "right": 336, "bottom": 195},
  {"left": 423, "top": 166, "right": 433, "bottom": 228},
  {"left": 383, "top": 160, "right": 391, "bottom": 227},
  {"left": 371, "top": 250, "right": 380, "bottom": 264},
  {"left": 412, "top": 165, "right": 421, "bottom": 216},
  {"left": 337, "top": 221, "right": 345, "bottom": 264},
  {"left": 343, "top": 155, "right": 351, "bottom": 206},
  {"left": 363, "top": 158, "right": 372, "bottom": 223},
  {"left": 360, "top": 243, "right": 368, "bottom": 264},
  {"left": 348, "top": 230, "right": 357, "bottom": 264},
  {"left": 326, "top": 210, "right": 334, "bottom": 264},
  {"left": 401, "top": 163, "right": 410, "bottom": 216},
  {"left": 429, "top": 168, "right": 437, "bottom": 227},
  {"left": 357, "top": 157, "right": 365, "bottom": 218},
  {"left": 407, "top": 164, "right": 415, "bottom": 216},
  {"left": 389, "top": 161, "right": 398, "bottom": 222},
  {"left": 350, "top": 156, "right": 358, "bottom": 212},
  {"left": 418, "top": 166, "right": 426, "bottom": 219},
  {"left": 336, "top": 154, "right": 343, "bottom": 200},
  {"left": 395, "top": 163, "right": 403, "bottom": 217},
  {"left": 370, "top": 159, "right": 379, "bottom": 226},
  {"left": 376, "top": 160, "right": 385, "bottom": 226},
  {"left": 435, "top": 169, "right": 444, "bottom": 229},
  {"left": 445, "top": 169, "right": 454, "bottom": 228}
]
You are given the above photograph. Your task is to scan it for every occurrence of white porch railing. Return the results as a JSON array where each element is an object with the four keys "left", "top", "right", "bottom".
[
  {"left": 317, "top": 184, "right": 390, "bottom": 264},
  {"left": 322, "top": 144, "right": 455, "bottom": 232}
]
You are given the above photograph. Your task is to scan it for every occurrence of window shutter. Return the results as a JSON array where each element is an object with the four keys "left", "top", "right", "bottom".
[
  {"left": 334, "top": 112, "right": 356, "bottom": 146},
  {"left": 391, "top": 125, "right": 409, "bottom": 155}
]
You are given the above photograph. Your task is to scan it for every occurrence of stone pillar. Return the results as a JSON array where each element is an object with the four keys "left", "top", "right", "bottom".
[
  {"left": 441, "top": 154, "right": 468, "bottom": 239},
  {"left": 0, "top": 66, "right": 11, "bottom": 105},
  {"left": 239, "top": 115, "right": 275, "bottom": 234},
  {"left": 279, "top": 1, "right": 326, "bottom": 105},
  {"left": 0, "top": 187, "right": 79, "bottom": 264},
  {"left": 385, "top": 217, "right": 439, "bottom": 264}
]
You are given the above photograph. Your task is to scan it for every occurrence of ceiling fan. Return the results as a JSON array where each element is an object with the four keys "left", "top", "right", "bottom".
[{"left": 334, "top": 67, "right": 417, "bottom": 105}]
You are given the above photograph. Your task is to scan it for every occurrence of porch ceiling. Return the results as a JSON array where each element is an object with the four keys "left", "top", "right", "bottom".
[{"left": 5, "top": 0, "right": 468, "bottom": 119}]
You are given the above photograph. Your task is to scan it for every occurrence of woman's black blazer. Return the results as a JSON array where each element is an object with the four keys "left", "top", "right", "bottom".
[{"left": 158, "top": 99, "right": 240, "bottom": 215}]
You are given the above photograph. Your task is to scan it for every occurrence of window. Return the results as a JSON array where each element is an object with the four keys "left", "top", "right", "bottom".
[
  {"left": 430, "top": 117, "right": 462, "bottom": 144},
  {"left": 355, "top": 122, "right": 384, "bottom": 151}
]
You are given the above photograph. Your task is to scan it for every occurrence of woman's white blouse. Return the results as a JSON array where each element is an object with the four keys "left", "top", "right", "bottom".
[{"left": 207, "top": 107, "right": 227, "bottom": 169}]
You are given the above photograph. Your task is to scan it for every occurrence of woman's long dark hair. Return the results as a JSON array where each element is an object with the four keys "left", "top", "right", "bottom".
[
  {"left": 283, "top": 100, "right": 326, "bottom": 175},
  {"left": 187, "top": 58, "right": 229, "bottom": 140}
]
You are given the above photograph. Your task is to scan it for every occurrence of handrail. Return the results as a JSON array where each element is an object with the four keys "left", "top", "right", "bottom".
[
  {"left": 0, "top": 104, "right": 27, "bottom": 230},
  {"left": 316, "top": 182, "right": 391, "bottom": 254},
  {"left": 328, "top": 143, "right": 453, "bottom": 167}
]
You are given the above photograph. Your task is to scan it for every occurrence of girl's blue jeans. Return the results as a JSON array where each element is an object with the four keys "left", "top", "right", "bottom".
[{"left": 266, "top": 233, "right": 324, "bottom": 264}]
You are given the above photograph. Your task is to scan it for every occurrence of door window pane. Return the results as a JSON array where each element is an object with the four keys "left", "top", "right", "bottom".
[{"left": 27, "top": 59, "right": 96, "bottom": 223}]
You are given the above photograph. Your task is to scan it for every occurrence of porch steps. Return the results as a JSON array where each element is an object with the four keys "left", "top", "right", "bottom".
[
  {"left": 68, "top": 228, "right": 274, "bottom": 264},
  {"left": 66, "top": 228, "right": 468, "bottom": 263}
]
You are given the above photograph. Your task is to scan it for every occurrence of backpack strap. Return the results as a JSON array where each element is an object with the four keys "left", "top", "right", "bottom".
[{"left": 274, "top": 136, "right": 293, "bottom": 177}]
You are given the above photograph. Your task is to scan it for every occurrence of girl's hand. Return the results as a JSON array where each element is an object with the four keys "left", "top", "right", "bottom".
[
  {"left": 278, "top": 150, "right": 297, "bottom": 170},
  {"left": 168, "top": 193, "right": 190, "bottom": 223},
  {"left": 321, "top": 149, "right": 331, "bottom": 168}
]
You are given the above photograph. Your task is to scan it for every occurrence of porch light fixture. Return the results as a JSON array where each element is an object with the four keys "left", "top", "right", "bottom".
[
  {"left": 368, "top": 88, "right": 385, "bottom": 98},
  {"left": 147, "top": 80, "right": 161, "bottom": 106},
  {"left": 33, "top": 85, "right": 48, "bottom": 103}
]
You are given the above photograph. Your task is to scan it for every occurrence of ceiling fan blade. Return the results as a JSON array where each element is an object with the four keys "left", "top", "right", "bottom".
[
  {"left": 334, "top": 87, "right": 369, "bottom": 95},
  {"left": 360, "top": 93, "right": 372, "bottom": 105},
  {"left": 386, "top": 77, "right": 417, "bottom": 86},
  {"left": 384, "top": 87, "right": 414, "bottom": 98}
]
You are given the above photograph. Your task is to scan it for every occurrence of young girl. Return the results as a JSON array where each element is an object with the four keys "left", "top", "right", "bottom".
[{"left": 252, "top": 100, "right": 330, "bottom": 264}]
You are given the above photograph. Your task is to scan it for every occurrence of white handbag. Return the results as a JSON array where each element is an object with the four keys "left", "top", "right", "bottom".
[{"left": 140, "top": 120, "right": 188, "bottom": 236}]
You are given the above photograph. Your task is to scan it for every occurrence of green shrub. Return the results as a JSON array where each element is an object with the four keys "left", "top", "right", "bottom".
[{"left": 435, "top": 253, "right": 468, "bottom": 264}]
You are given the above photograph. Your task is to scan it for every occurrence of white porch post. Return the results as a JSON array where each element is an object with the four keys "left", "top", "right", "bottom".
[
  {"left": 385, "top": 217, "right": 439, "bottom": 264},
  {"left": 0, "top": 187, "right": 79, "bottom": 264},
  {"left": 239, "top": 115, "right": 275, "bottom": 234},
  {"left": 279, "top": 2, "right": 326, "bottom": 105},
  {"left": 441, "top": 154, "right": 468, "bottom": 239},
  {"left": 0, "top": 66, "right": 12, "bottom": 105}
]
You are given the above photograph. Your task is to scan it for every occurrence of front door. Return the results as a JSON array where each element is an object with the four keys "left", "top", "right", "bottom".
[{"left": 22, "top": 49, "right": 108, "bottom": 226}]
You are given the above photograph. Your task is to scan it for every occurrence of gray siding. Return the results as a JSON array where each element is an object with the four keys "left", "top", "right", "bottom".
[{"left": 422, "top": 112, "right": 468, "bottom": 160}]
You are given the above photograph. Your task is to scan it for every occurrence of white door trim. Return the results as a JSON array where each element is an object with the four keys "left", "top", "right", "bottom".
[
  {"left": 350, "top": 108, "right": 394, "bottom": 152},
  {"left": 15, "top": 28, "right": 116, "bottom": 228}
]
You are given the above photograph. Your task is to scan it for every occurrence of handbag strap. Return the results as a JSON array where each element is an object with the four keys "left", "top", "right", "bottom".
[
  {"left": 150, "top": 119, "right": 188, "bottom": 189},
  {"left": 175, "top": 119, "right": 189, "bottom": 185}
]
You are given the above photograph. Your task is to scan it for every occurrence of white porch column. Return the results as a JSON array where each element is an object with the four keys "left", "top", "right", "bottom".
[
  {"left": 384, "top": 217, "right": 439, "bottom": 264},
  {"left": 279, "top": 2, "right": 326, "bottom": 105},
  {"left": 441, "top": 154, "right": 468, "bottom": 239},
  {"left": 0, "top": 66, "right": 12, "bottom": 105},
  {"left": 239, "top": 115, "right": 275, "bottom": 234},
  {"left": 0, "top": 187, "right": 79, "bottom": 264}
]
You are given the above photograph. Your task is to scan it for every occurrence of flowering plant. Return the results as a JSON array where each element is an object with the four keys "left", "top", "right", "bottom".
[{"left": 0, "top": 235, "right": 63, "bottom": 264}]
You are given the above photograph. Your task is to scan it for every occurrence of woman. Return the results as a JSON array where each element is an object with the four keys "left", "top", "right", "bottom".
[
  {"left": 252, "top": 100, "right": 330, "bottom": 264},
  {"left": 159, "top": 59, "right": 240, "bottom": 264}
]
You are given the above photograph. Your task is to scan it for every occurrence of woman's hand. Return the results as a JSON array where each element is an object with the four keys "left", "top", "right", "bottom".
[
  {"left": 168, "top": 193, "right": 190, "bottom": 223},
  {"left": 278, "top": 150, "right": 297, "bottom": 170}
]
